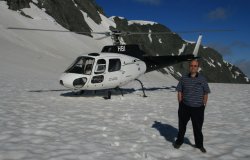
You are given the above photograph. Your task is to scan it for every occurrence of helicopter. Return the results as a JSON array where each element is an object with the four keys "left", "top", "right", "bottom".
[
  {"left": 57, "top": 30, "right": 203, "bottom": 99},
  {"left": 8, "top": 27, "right": 203, "bottom": 99}
]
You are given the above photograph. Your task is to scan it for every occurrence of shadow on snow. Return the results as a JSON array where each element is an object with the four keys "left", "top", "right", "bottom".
[
  {"left": 59, "top": 86, "right": 176, "bottom": 98},
  {"left": 152, "top": 121, "right": 195, "bottom": 147},
  {"left": 27, "top": 86, "right": 176, "bottom": 98},
  {"left": 28, "top": 89, "right": 71, "bottom": 92}
]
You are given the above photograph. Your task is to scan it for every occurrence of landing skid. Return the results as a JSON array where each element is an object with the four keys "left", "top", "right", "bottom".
[
  {"left": 115, "top": 87, "right": 124, "bottom": 97},
  {"left": 103, "top": 80, "right": 147, "bottom": 99},
  {"left": 135, "top": 79, "right": 147, "bottom": 97},
  {"left": 103, "top": 90, "right": 112, "bottom": 100},
  {"left": 103, "top": 87, "right": 124, "bottom": 100},
  {"left": 72, "top": 83, "right": 147, "bottom": 99}
]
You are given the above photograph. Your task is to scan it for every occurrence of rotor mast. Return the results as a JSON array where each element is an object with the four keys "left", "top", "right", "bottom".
[
  {"left": 109, "top": 30, "right": 126, "bottom": 46},
  {"left": 111, "top": 33, "right": 121, "bottom": 46}
]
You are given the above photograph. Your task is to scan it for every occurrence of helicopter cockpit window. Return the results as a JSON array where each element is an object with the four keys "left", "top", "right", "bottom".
[
  {"left": 108, "top": 59, "right": 121, "bottom": 72},
  {"left": 95, "top": 59, "right": 106, "bottom": 74},
  {"left": 65, "top": 57, "right": 95, "bottom": 75}
]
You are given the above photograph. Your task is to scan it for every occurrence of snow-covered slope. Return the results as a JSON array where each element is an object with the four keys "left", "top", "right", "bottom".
[
  {"left": 0, "top": 1, "right": 114, "bottom": 78},
  {"left": 128, "top": 20, "right": 158, "bottom": 26},
  {"left": 1, "top": 2, "right": 250, "bottom": 160}
]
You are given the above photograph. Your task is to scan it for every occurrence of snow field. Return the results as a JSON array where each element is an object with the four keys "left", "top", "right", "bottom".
[{"left": 0, "top": 71, "right": 250, "bottom": 160}]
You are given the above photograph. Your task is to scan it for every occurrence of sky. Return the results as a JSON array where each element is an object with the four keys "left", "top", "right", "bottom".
[{"left": 95, "top": 0, "right": 250, "bottom": 77}]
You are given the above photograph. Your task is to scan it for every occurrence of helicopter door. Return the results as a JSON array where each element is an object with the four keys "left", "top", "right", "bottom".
[
  {"left": 105, "top": 58, "right": 122, "bottom": 88},
  {"left": 91, "top": 59, "right": 106, "bottom": 84}
]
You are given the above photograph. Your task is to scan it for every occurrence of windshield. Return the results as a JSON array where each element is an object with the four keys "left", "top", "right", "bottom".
[{"left": 65, "top": 56, "right": 95, "bottom": 75}]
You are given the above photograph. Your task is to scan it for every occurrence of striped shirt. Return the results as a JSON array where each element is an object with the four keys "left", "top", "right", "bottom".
[{"left": 176, "top": 73, "right": 211, "bottom": 107}]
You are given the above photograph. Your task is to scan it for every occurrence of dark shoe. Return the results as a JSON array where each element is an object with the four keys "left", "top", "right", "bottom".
[
  {"left": 173, "top": 143, "right": 181, "bottom": 149},
  {"left": 199, "top": 147, "right": 207, "bottom": 153}
]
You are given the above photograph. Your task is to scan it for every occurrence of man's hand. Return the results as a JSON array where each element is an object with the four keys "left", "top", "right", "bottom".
[
  {"left": 203, "top": 94, "right": 208, "bottom": 107},
  {"left": 178, "top": 92, "right": 183, "bottom": 103}
]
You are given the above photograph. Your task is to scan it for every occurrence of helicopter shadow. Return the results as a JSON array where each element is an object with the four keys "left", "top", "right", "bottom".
[
  {"left": 137, "top": 85, "right": 176, "bottom": 92},
  {"left": 60, "top": 88, "right": 136, "bottom": 98},
  {"left": 28, "top": 89, "right": 71, "bottom": 93},
  {"left": 60, "top": 85, "right": 176, "bottom": 98},
  {"left": 152, "top": 121, "right": 195, "bottom": 147},
  {"left": 122, "top": 86, "right": 176, "bottom": 94}
]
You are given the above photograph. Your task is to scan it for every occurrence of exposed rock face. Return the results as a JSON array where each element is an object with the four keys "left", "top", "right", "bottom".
[
  {"left": 5, "top": 0, "right": 249, "bottom": 83},
  {"left": 6, "top": 0, "right": 32, "bottom": 10},
  {"left": 38, "top": 0, "right": 91, "bottom": 33},
  {"left": 111, "top": 17, "right": 184, "bottom": 56},
  {"left": 73, "top": 0, "right": 104, "bottom": 24},
  {"left": 6, "top": 0, "right": 104, "bottom": 34}
]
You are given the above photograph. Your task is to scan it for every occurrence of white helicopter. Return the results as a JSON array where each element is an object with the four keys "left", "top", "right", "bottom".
[
  {"left": 8, "top": 27, "right": 204, "bottom": 99},
  {"left": 58, "top": 30, "right": 203, "bottom": 99}
]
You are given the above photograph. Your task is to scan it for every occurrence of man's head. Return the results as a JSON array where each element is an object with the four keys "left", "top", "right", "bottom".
[{"left": 189, "top": 60, "right": 199, "bottom": 75}]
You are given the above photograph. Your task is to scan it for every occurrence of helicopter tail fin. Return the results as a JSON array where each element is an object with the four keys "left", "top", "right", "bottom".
[{"left": 193, "top": 34, "right": 202, "bottom": 57}]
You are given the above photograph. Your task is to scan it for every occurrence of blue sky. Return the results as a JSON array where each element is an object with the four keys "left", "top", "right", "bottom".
[{"left": 95, "top": 0, "right": 250, "bottom": 77}]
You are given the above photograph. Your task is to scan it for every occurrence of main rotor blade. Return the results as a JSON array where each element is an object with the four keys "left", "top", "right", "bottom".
[
  {"left": 126, "top": 29, "right": 235, "bottom": 35},
  {"left": 7, "top": 27, "right": 110, "bottom": 35},
  {"left": 7, "top": 27, "right": 234, "bottom": 36},
  {"left": 95, "top": 35, "right": 110, "bottom": 40},
  {"left": 7, "top": 27, "right": 78, "bottom": 32},
  {"left": 174, "top": 29, "right": 235, "bottom": 34}
]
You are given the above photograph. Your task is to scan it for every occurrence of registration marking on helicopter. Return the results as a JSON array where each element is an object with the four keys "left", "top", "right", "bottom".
[
  {"left": 109, "top": 77, "right": 118, "bottom": 81},
  {"left": 126, "top": 75, "right": 132, "bottom": 78}
]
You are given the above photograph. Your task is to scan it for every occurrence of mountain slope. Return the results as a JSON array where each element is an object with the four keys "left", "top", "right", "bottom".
[{"left": 2, "top": 0, "right": 249, "bottom": 83}]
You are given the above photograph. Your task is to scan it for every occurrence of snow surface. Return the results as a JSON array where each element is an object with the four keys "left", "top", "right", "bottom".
[
  {"left": 209, "top": 57, "right": 214, "bottom": 63},
  {"left": 184, "top": 40, "right": 195, "bottom": 44},
  {"left": 1, "top": 2, "right": 250, "bottom": 160},
  {"left": 148, "top": 29, "right": 152, "bottom": 43},
  {"left": 204, "top": 59, "right": 216, "bottom": 68},
  {"left": 234, "top": 71, "right": 241, "bottom": 79},
  {"left": 176, "top": 72, "right": 182, "bottom": 77},
  {"left": 128, "top": 20, "right": 157, "bottom": 26},
  {"left": 71, "top": 0, "right": 78, "bottom": 7},
  {"left": 22, "top": 3, "right": 56, "bottom": 22},
  {"left": 32, "top": 0, "right": 38, "bottom": 4},
  {"left": 109, "top": 16, "right": 125, "bottom": 21},
  {"left": 158, "top": 38, "right": 162, "bottom": 44},
  {"left": 80, "top": 11, "right": 115, "bottom": 43},
  {"left": 245, "top": 77, "right": 249, "bottom": 82},
  {"left": 178, "top": 44, "right": 186, "bottom": 55},
  {"left": 1, "top": 67, "right": 250, "bottom": 160}
]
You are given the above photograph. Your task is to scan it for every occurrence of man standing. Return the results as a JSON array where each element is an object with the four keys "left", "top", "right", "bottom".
[{"left": 174, "top": 60, "right": 210, "bottom": 153}]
